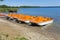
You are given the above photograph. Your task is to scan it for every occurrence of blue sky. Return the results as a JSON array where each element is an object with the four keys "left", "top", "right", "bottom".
[{"left": 0, "top": 0, "right": 60, "bottom": 6}]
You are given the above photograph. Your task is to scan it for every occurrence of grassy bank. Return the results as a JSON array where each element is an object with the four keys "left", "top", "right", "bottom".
[
  {"left": 0, "top": 33, "right": 28, "bottom": 40},
  {"left": 0, "top": 7, "right": 19, "bottom": 12}
]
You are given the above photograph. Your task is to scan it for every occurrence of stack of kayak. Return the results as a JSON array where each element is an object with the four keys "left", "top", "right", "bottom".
[
  {"left": 6, "top": 13, "right": 53, "bottom": 26},
  {"left": 0, "top": 13, "right": 6, "bottom": 17}
]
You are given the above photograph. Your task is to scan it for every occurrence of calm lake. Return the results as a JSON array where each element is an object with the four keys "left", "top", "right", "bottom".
[{"left": 18, "top": 8, "right": 60, "bottom": 35}]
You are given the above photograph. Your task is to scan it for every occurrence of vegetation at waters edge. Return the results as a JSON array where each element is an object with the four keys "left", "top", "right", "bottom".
[
  {"left": 0, "top": 5, "right": 40, "bottom": 12},
  {"left": 0, "top": 5, "right": 19, "bottom": 12},
  {"left": 18, "top": 6, "right": 60, "bottom": 8},
  {"left": 0, "top": 5, "right": 60, "bottom": 12},
  {"left": 20, "top": 6, "right": 40, "bottom": 8},
  {"left": 0, "top": 8, "right": 18, "bottom": 12}
]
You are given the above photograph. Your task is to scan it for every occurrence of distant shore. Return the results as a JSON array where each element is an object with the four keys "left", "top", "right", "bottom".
[{"left": 0, "top": 5, "right": 60, "bottom": 12}]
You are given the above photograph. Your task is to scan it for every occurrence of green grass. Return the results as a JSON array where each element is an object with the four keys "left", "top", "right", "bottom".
[
  {"left": 15, "top": 37, "right": 28, "bottom": 40},
  {"left": 0, "top": 33, "right": 28, "bottom": 40},
  {"left": 0, "top": 7, "right": 19, "bottom": 12}
]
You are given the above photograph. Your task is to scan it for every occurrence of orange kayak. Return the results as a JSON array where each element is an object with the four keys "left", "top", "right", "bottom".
[{"left": 6, "top": 13, "right": 53, "bottom": 26}]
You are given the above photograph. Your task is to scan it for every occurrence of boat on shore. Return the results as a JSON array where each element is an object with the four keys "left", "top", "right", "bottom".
[
  {"left": 6, "top": 13, "right": 54, "bottom": 26},
  {"left": 0, "top": 13, "right": 6, "bottom": 17}
]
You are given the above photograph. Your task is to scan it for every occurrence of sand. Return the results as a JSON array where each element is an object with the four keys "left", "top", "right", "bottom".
[{"left": 0, "top": 18, "right": 60, "bottom": 40}]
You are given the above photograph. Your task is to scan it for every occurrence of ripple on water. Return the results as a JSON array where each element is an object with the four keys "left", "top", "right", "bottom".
[{"left": 45, "top": 22, "right": 60, "bottom": 35}]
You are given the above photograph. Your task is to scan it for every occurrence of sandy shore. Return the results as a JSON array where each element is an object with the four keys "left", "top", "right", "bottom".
[{"left": 0, "top": 18, "right": 60, "bottom": 40}]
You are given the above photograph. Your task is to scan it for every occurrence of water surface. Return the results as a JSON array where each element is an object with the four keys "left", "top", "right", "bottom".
[{"left": 17, "top": 8, "right": 60, "bottom": 35}]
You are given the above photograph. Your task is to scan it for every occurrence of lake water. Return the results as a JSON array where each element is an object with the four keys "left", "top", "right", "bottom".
[
  {"left": 17, "top": 8, "right": 60, "bottom": 35},
  {"left": 18, "top": 8, "right": 60, "bottom": 22}
]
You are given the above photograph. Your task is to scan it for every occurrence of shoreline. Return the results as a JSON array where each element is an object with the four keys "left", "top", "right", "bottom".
[{"left": 0, "top": 18, "right": 60, "bottom": 40}]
